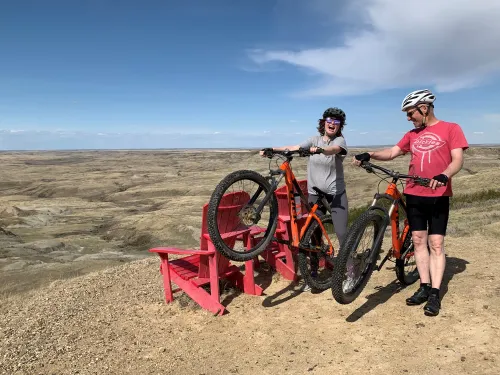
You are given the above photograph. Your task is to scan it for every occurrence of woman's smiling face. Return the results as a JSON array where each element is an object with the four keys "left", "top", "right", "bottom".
[{"left": 324, "top": 117, "right": 341, "bottom": 136}]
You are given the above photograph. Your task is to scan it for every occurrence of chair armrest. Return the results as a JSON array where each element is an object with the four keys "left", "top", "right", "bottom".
[
  {"left": 149, "top": 247, "right": 215, "bottom": 255},
  {"left": 202, "top": 227, "right": 250, "bottom": 242}
]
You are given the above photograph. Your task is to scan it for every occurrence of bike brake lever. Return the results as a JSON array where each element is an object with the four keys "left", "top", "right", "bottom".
[
  {"left": 415, "top": 177, "right": 431, "bottom": 186},
  {"left": 362, "top": 163, "right": 374, "bottom": 173},
  {"left": 361, "top": 161, "right": 373, "bottom": 173},
  {"left": 297, "top": 147, "right": 310, "bottom": 157}
]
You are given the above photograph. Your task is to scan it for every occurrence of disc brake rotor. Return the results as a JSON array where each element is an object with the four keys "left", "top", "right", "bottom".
[{"left": 238, "top": 205, "right": 258, "bottom": 226}]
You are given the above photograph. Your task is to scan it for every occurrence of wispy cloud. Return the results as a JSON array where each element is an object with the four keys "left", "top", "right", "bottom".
[
  {"left": 249, "top": 0, "right": 500, "bottom": 96},
  {"left": 473, "top": 132, "right": 485, "bottom": 135}
]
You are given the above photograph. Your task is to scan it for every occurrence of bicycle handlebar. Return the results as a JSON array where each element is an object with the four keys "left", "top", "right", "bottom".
[
  {"left": 261, "top": 147, "right": 324, "bottom": 159},
  {"left": 360, "top": 161, "right": 432, "bottom": 187}
]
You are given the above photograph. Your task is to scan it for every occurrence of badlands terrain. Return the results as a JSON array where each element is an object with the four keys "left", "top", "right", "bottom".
[{"left": 1, "top": 147, "right": 499, "bottom": 374}]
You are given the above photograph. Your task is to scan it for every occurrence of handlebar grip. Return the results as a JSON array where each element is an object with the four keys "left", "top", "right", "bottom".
[
  {"left": 261, "top": 148, "right": 274, "bottom": 158},
  {"left": 298, "top": 147, "right": 311, "bottom": 156},
  {"left": 414, "top": 177, "right": 431, "bottom": 186},
  {"left": 298, "top": 147, "right": 324, "bottom": 156}
]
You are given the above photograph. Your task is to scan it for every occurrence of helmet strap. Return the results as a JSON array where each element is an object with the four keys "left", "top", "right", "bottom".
[{"left": 417, "top": 105, "right": 427, "bottom": 127}]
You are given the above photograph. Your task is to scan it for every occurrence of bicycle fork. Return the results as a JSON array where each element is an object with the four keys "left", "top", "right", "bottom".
[{"left": 367, "top": 196, "right": 399, "bottom": 272}]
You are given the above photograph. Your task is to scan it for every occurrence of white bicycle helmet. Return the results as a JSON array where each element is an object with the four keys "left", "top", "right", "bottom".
[{"left": 401, "top": 89, "right": 436, "bottom": 111}]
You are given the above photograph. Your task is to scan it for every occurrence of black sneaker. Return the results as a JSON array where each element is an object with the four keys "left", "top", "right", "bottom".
[
  {"left": 406, "top": 286, "right": 430, "bottom": 306},
  {"left": 424, "top": 294, "right": 441, "bottom": 316}
]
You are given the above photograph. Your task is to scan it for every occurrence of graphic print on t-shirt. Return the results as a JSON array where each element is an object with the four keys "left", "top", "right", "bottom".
[{"left": 412, "top": 132, "right": 446, "bottom": 171}]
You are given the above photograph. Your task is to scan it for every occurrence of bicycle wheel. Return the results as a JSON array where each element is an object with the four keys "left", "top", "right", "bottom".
[
  {"left": 395, "top": 229, "right": 420, "bottom": 285},
  {"left": 207, "top": 170, "right": 279, "bottom": 262},
  {"left": 297, "top": 214, "right": 336, "bottom": 291},
  {"left": 331, "top": 210, "right": 385, "bottom": 304}
]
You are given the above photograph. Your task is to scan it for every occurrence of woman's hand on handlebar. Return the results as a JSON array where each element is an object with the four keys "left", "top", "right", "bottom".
[
  {"left": 297, "top": 146, "right": 324, "bottom": 156},
  {"left": 309, "top": 146, "right": 324, "bottom": 154},
  {"left": 260, "top": 146, "right": 323, "bottom": 158},
  {"left": 260, "top": 148, "right": 274, "bottom": 158}
]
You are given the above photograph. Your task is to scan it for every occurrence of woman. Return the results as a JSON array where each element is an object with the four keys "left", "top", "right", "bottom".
[{"left": 260, "top": 107, "right": 349, "bottom": 246}]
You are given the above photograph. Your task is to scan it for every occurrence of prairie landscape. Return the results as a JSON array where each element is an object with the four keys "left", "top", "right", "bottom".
[{"left": 1, "top": 146, "right": 500, "bottom": 375}]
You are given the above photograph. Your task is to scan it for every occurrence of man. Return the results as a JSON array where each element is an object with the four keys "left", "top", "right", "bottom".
[{"left": 353, "top": 89, "right": 469, "bottom": 316}]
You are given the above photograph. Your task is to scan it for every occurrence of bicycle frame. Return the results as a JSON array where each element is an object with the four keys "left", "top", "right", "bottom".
[
  {"left": 271, "top": 157, "right": 336, "bottom": 256},
  {"left": 367, "top": 179, "right": 410, "bottom": 261}
]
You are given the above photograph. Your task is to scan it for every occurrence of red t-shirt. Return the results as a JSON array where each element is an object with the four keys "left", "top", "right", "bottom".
[{"left": 396, "top": 121, "right": 469, "bottom": 197}]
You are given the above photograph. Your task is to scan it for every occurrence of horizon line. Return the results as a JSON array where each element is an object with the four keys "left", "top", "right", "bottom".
[{"left": 0, "top": 143, "right": 499, "bottom": 153}]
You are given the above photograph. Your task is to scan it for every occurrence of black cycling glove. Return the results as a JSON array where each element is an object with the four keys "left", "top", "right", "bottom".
[
  {"left": 432, "top": 173, "right": 449, "bottom": 185},
  {"left": 355, "top": 152, "right": 371, "bottom": 162},
  {"left": 261, "top": 148, "right": 274, "bottom": 158}
]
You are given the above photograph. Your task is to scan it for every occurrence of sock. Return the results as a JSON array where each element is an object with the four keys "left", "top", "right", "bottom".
[
  {"left": 430, "top": 288, "right": 440, "bottom": 297},
  {"left": 420, "top": 283, "right": 431, "bottom": 290}
]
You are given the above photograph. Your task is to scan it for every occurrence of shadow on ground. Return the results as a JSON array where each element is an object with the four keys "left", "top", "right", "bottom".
[{"left": 345, "top": 256, "right": 468, "bottom": 322}]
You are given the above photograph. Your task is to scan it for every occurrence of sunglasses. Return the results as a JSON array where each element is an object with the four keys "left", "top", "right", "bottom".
[
  {"left": 324, "top": 117, "right": 341, "bottom": 125},
  {"left": 406, "top": 109, "right": 418, "bottom": 118},
  {"left": 406, "top": 105, "right": 427, "bottom": 118}
]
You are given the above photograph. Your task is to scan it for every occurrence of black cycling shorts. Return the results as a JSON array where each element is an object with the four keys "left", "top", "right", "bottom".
[{"left": 404, "top": 194, "right": 450, "bottom": 236}]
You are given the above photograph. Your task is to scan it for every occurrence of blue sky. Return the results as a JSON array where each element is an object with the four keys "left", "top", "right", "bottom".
[{"left": 1, "top": 0, "right": 500, "bottom": 150}]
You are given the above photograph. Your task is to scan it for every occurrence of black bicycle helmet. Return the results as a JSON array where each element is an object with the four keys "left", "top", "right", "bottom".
[{"left": 322, "top": 107, "right": 346, "bottom": 124}]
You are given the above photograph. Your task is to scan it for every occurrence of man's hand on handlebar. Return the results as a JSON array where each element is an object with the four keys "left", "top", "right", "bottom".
[
  {"left": 352, "top": 152, "right": 371, "bottom": 167},
  {"left": 429, "top": 173, "right": 449, "bottom": 190}
]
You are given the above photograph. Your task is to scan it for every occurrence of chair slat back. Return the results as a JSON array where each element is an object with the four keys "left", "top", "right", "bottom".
[{"left": 200, "top": 191, "right": 250, "bottom": 250}]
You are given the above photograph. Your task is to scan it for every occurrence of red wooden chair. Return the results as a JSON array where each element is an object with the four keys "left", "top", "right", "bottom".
[
  {"left": 256, "top": 180, "right": 309, "bottom": 281},
  {"left": 149, "top": 191, "right": 263, "bottom": 316}
]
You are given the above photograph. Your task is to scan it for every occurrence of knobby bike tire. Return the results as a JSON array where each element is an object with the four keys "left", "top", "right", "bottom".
[
  {"left": 331, "top": 210, "right": 385, "bottom": 304},
  {"left": 207, "top": 170, "right": 279, "bottom": 262},
  {"left": 395, "top": 230, "right": 420, "bottom": 285},
  {"left": 297, "top": 214, "right": 335, "bottom": 291}
]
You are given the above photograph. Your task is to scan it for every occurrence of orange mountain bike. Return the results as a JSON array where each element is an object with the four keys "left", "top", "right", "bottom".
[
  {"left": 331, "top": 161, "right": 431, "bottom": 304},
  {"left": 207, "top": 148, "right": 338, "bottom": 290}
]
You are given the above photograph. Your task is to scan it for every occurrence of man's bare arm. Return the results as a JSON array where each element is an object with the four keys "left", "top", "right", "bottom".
[
  {"left": 369, "top": 145, "right": 405, "bottom": 161},
  {"left": 442, "top": 148, "right": 465, "bottom": 178}
]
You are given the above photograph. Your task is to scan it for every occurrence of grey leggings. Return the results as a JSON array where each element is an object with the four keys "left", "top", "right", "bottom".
[{"left": 308, "top": 190, "right": 349, "bottom": 246}]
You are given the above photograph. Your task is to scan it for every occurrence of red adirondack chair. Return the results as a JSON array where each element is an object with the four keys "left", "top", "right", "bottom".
[
  {"left": 149, "top": 191, "right": 263, "bottom": 316},
  {"left": 255, "top": 180, "right": 309, "bottom": 281}
]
